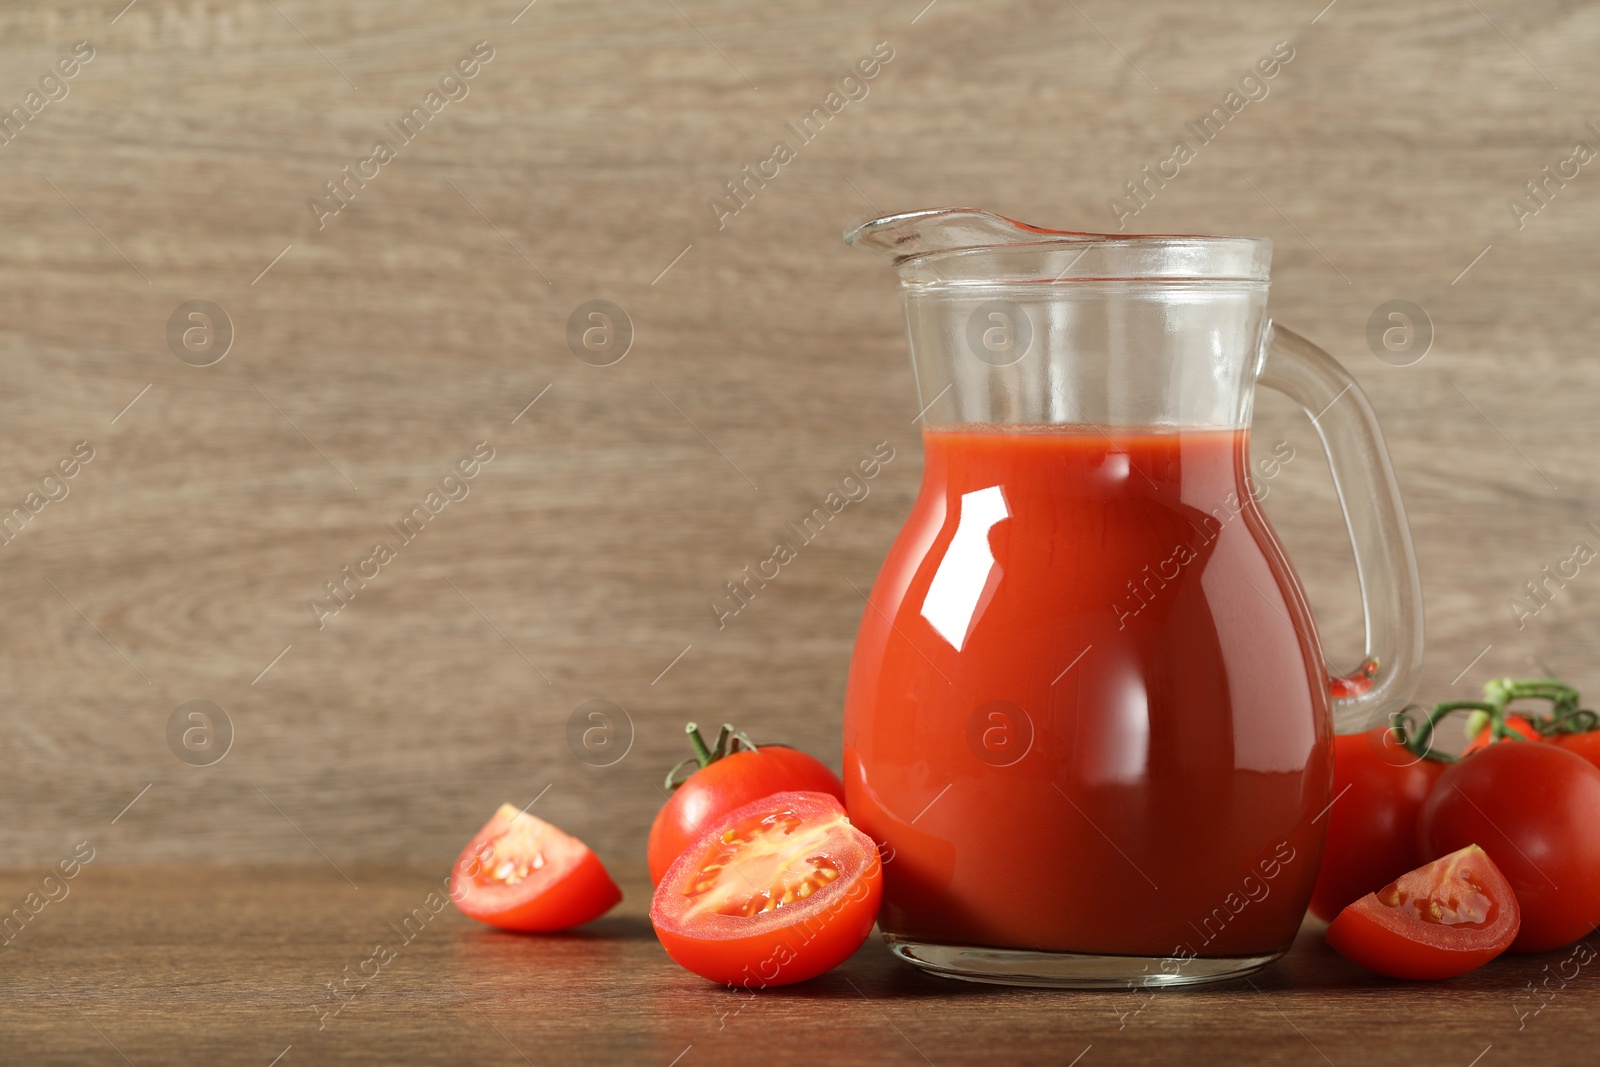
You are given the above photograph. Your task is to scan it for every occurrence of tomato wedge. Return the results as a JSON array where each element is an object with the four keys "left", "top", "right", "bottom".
[
  {"left": 650, "top": 791, "right": 882, "bottom": 988},
  {"left": 450, "top": 804, "right": 622, "bottom": 931},
  {"left": 1325, "top": 845, "right": 1519, "bottom": 980}
]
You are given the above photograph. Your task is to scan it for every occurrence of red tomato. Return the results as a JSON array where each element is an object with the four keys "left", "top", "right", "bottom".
[
  {"left": 650, "top": 791, "right": 882, "bottom": 988},
  {"left": 450, "top": 804, "right": 622, "bottom": 931},
  {"left": 1552, "top": 730, "right": 1600, "bottom": 770},
  {"left": 1461, "top": 713, "right": 1541, "bottom": 756},
  {"left": 1325, "top": 845, "right": 1519, "bottom": 980},
  {"left": 648, "top": 729, "right": 845, "bottom": 885},
  {"left": 1310, "top": 727, "right": 1444, "bottom": 922},
  {"left": 1420, "top": 742, "right": 1600, "bottom": 952}
]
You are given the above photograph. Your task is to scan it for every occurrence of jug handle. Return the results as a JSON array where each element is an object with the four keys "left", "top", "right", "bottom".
[{"left": 1257, "top": 322, "right": 1425, "bottom": 735}]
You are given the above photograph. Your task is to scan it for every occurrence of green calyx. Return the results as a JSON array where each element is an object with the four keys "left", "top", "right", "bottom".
[
  {"left": 663, "top": 722, "right": 759, "bottom": 792},
  {"left": 1395, "top": 676, "right": 1596, "bottom": 763}
]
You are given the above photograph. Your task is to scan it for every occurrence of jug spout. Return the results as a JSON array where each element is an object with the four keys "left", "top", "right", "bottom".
[
  {"left": 844, "top": 207, "right": 1271, "bottom": 286},
  {"left": 843, "top": 208, "right": 1097, "bottom": 264}
]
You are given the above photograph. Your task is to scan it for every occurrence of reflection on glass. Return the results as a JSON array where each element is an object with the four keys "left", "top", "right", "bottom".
[
  {"left": 920, "top": 485, "right": 1008, "bottom": 652},
  {"left": 1080, "top": 655, "right": 1151, "bottom": 786}
]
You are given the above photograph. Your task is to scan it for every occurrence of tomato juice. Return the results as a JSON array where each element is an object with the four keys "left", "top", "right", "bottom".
[{"left": 842, "top": 426, "right": 1333, "bottom": 958}]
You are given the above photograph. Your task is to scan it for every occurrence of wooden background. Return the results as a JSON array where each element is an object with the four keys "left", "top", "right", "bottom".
[{"left": 1, "top": 0, "right": 1597, "bottom": 879}]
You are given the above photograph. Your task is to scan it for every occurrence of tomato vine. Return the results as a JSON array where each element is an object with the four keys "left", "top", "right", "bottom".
[{"left": 1393, "top": 677, "right": 1598, "bottom": 763}]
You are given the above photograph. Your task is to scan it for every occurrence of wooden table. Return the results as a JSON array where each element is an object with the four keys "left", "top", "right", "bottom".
[{"left": 5, "top": 865, "right": 1592, "bottom": 1066}]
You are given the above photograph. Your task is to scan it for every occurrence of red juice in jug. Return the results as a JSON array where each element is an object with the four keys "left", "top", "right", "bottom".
[{"left": 842, "top": 426, "right": 1332, "bottom": 958}]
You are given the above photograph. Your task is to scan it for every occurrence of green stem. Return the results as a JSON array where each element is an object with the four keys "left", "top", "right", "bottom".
[
  {"left": 686, "top": 722, "right": 713, "bottom": 766},
  {"left": 1405, "top": 700, "right": 1496, "bottom": 762},
  {"left": 664, "top": 720, "right": 769, "bottom": 791},
  {"left": 1396, "top": 703, "right": 1447, "bottom": 762},
  {"left": 1489, "top": 677, "right": 1578, "bottom": 710},
  {"left": 1403, "top": 677, "right": 1593, "bottom": 761},
  {"left": 1429, "top": 700, "right": 1498, "bottom": 717}
]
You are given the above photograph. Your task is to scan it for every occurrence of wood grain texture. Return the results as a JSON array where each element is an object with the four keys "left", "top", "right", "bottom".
[
  {"left": 0, "top": 0, "right": 1596, "bottom": 906},
  {"left": 1, "top": 864, "right": 1594, "bottom": 1066}
]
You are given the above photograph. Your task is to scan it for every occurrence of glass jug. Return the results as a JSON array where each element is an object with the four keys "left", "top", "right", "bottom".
[{"left": 841, "top": 209, "right": 1424, "bottom": 988}]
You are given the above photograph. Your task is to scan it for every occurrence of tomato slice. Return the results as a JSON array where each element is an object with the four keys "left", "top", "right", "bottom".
[
  {"left": 650, "top": 791, "right": 882, "bottom": 987},
  {"left": 450, "top": 804, "right": 622, "bottom": 931},
  {"left": 1325, "top": 845, "right": 1520, "bottom": 980}
]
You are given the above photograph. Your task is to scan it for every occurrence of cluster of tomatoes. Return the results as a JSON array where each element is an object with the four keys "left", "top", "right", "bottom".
[
  {"left": 442, "top": 678, "right": 1600, "bottom": 990},
  {"left": 446, "top": 723, "right": 880, "bottom": 988},
  {"left": 1318, "top": 678, "right": 1600, "bottom": 980}
]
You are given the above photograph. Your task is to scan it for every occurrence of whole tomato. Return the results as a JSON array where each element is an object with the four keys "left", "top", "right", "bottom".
[
  {"left": 1552, "top": 730, "right": 1600, "bottom": 770},
  {"left": 647, "top": 723, "right": 845, "bottom": 885},
  {"left": 1420, "top": 740, "right": 1600, "bottom": 953},
  {"left": 1309, "top": 726, "right": 1444, "bottom": 922},
  {"left": 1461, "top": 712, "right": 1541, "bottom": 756}
]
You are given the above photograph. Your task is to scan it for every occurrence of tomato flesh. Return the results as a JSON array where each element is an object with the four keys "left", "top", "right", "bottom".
[
  {"left": 684, "top": 807, "right": 845, "bottom": 917},
  {"left": 1326, "top": 845, "right": 1519, "bottom": 980},
  {"left": 451, "top": 804, "right": 622, "bottom": 932},
  {"left": 1309, "top": 727, "right": 1443, "bottom": 922},
  {"left": 651, "top": 791, "right": 881, "bottom": 987},
  {"left": 1420, "top": 740, "right": 1600, "bottom": 952},
  {"left": 648, "top": 746, "right": 845, "bottom": 885}
]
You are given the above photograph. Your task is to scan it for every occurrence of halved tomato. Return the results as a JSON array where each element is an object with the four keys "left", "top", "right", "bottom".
[
  {"left": 1325, "top": 844, "right": 1520, "bottom": 980},
  {"left": 450, "top": 803, "right": 622, "bottom": 931},
  {"left": 650, "top": 791, "right": 881, "bottom": 988}
]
